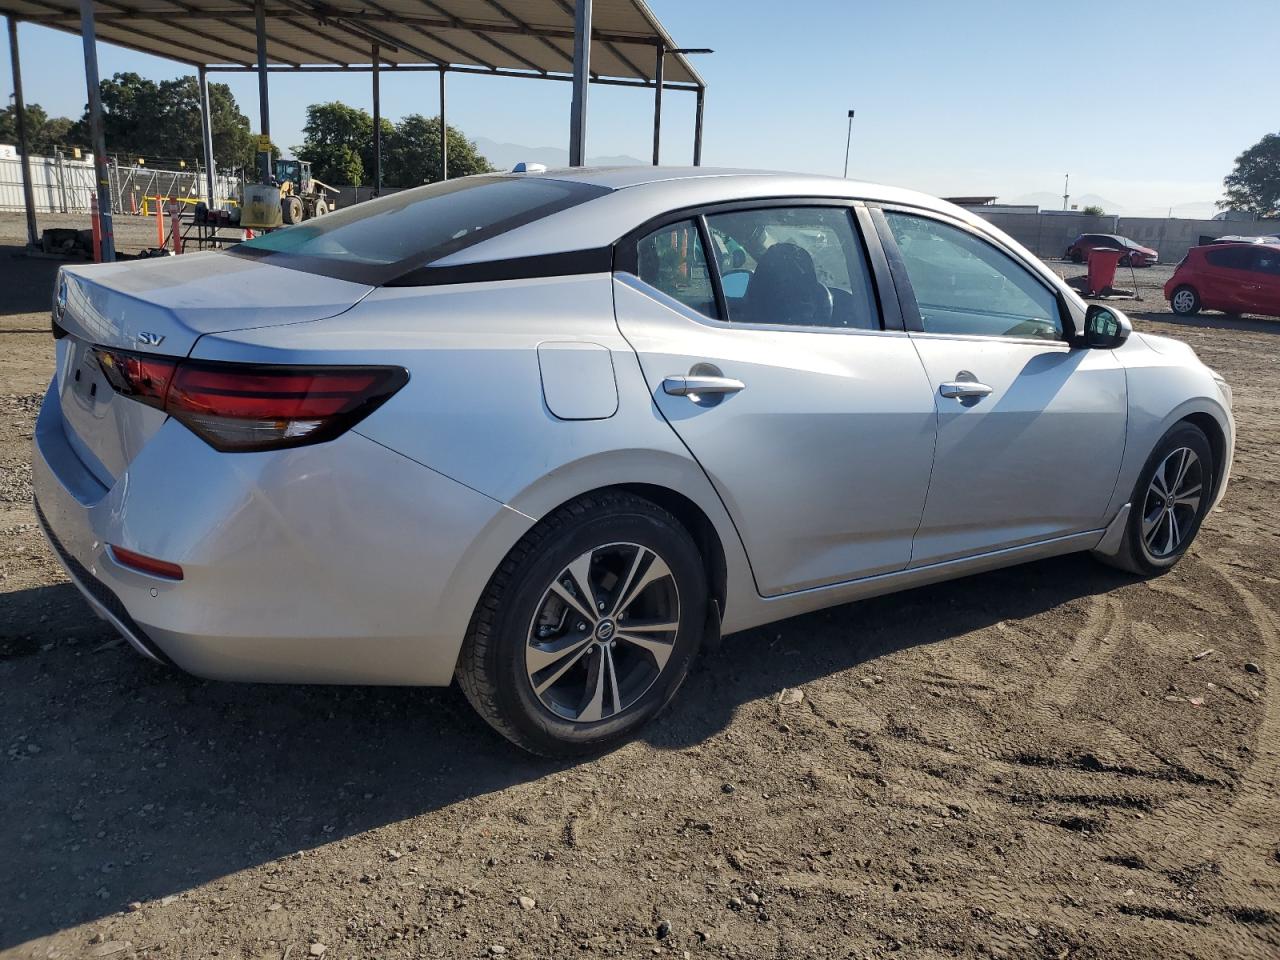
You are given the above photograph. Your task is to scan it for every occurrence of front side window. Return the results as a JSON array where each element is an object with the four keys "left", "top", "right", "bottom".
[
  {"left": 636, "top": 220, "right": 718, "bottom": 319},
  {"left": 1256, "top": 249, "right": 1280, "bottom": 275},
  {"left": 703, "top": 207, "right": 879, "bottom": 329},
  {"left": 884, "top": 211, "right": 1063, "bottom": 341}
]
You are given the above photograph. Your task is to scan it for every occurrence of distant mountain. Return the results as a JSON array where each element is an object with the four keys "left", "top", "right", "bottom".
[
  {"left": 473, "top": 137, "right": 646, "bottom": 172},
  {"left": 1141, "top": 200, "right": 1220, "bottom": 220},
  {"left": 1001, "top": 192, "right": 1223, "bottom": 220},
  {"left": 1007, "top": 191, "right": 1124, "bottom": 214}
]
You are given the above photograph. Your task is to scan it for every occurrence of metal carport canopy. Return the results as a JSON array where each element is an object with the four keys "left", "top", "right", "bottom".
[
  {"left": 2, "top": 0, "right": 707, "bottom": 263},
  {"left": 3, "top": 0, "right": 705, "bottom": 84}
]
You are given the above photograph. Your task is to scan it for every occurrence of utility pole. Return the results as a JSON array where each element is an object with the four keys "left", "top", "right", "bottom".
[
  {"left": 1063, "top": 173, "right": 1069, "bottom": 211},
  {"left": 842, "top": 109, "right": 856, "bottom": 178}
]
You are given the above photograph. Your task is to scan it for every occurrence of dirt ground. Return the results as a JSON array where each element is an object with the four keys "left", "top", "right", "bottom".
[{"left": 1, "top": 219, "right": 1277, "bottom": 960}]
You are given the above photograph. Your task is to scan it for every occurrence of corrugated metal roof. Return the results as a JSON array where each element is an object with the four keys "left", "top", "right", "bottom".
[{"left": 1, "top": 0, "right": 704, "bottom": 85}]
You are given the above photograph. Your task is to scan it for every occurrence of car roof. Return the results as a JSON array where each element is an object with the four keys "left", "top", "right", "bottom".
[
  {"left": 437, "top": 166, "right": 969, "bottom": 266},
  {"left": 522, "top": 165, "right": 957, "bottom": 206}
]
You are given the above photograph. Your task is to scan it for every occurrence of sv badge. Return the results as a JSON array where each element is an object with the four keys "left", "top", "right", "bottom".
[{"left": 136, "top": 331, "right": 166, "bottom": 347}]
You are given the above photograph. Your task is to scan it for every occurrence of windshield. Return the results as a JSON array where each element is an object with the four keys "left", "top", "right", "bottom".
[{"left": 228, "top": 175, "right": 610, "bottom": 284}]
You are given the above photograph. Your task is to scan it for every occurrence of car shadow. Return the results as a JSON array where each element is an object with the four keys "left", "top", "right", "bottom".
[
  {"left": 0, "top": 246, "right": 63, "bottom": 318},
  {"left": 1, "top": 552, "right": 1133, "bottom": 947}
]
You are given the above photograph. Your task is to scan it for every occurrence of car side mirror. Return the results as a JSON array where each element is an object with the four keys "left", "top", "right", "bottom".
[{"left": 1083, "top": 304, "right": 1131, "bottom": 349}]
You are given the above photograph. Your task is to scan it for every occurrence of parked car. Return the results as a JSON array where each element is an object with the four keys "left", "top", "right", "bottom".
[
  {"left": 1065, "top": 233, "right": 1158, "bottom": 266},
  {"left": 1207, "top": 234, "right": 1280, "bottom": 245},
  {"left": 1166, "top": 242, "right": 1280, "bottom": 317},
  {"left": 35, "top": 169, "right": 1234, "bottom": 756}
]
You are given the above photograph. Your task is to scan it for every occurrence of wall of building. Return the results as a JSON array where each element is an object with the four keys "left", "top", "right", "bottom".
[{"left": 964, "top": 207, "right": 1279, "bottom": 263}]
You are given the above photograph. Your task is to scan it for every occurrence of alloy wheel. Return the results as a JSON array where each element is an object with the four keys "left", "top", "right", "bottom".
[
  {"left": 1141, "top": 447, "right": 1203, "bottom": 558},
  {"left": 1172, "top": 289, "right": 1196, "bottom": 314},
  {"left": 524, "top": 542, "right": 681, "bottom": 723}
]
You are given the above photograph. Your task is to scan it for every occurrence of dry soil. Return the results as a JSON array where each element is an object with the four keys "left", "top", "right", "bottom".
[{"left": 1, "top": 225, "right": 1277, "bottom": 960}]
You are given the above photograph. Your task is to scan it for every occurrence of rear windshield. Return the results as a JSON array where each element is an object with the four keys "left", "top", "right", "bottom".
[{"left": 227, "top": 175, "right": 609, "bottom": 284}]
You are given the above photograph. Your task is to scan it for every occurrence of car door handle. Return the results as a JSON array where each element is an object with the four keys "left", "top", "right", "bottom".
[
  {"left": 939, "top": 381, "right": 994, "bottom": 399},
  {"left": 662, "top": 375, "right": 746, "bottom": 397}
]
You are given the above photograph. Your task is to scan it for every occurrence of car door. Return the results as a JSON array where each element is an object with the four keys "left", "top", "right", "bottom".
[
  {"left": 871, "top": 207, "right": 1127, "bottom": 565},
  {"left": 1254, "top": 247, "right": 1280, "bottom": 316},
  {"left": 1202, "top": 246, "right": 1258, "bottom": 312},
  {"left": 613, "top": 204, "right": 938, "bottom": 596}
]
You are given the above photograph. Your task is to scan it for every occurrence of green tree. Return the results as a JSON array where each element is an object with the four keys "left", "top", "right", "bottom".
[
  {"left": 1221, "top": 132, "right": 1280, "bottom": 217},
  {"left": 296, "top": 101, "right": 392, "bottom": 186},
  {"left": 1081, "top": 204, "right": 1105, "bottom": 217},
  {"left": 0, "top": 102, "right": 85, "bottom": 154},
  {"left": 68, "top": 72, "right": 257, "bottom": 170},
  {"left": 383, "top": 114, "right": 494, "bottom": 186}
]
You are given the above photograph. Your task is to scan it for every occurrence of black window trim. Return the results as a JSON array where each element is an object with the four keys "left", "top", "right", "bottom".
[
  {"left": 694, "top": 215, "right": 730, "bottom": 322},
  {"left": 613, "top": 196, "right": 899, "bottom": 335},
  {"left": 386, "top": 246, "right": 614, "bottom": 286},
  {"left": 868, "top": 201, "right": 1078, "bottom": 344}
]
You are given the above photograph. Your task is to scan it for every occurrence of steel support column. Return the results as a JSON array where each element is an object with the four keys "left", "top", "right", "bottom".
[
  {"left": 254, "top": 0, "right": 271, "bottom": 182},
  {"left": 371, "top": 45, "right": 381, "bottom": 195},
  {"left": 79, "top": 0, "right": 114, "bottom": 261},
  {"left": 693, "top": 85, "right": 704, "bottom": 167},
  {"left": 6, "top": 17, "right": 38, "bottom": 247},
  {"left": 568, "top": 0, "right": 591, "bottom": 166},
  {"left": 439, "top": 68, "right": 448, "bottom": 181},
  {"left": 198, "top": 65, "right": 216, "bottom": 205},
  {"left": 651, "top": 43, "right": 663, "bottom": 166}
]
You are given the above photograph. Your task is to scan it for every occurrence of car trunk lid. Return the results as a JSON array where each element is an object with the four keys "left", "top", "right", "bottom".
[{"left": 54, "top": 253, "right": 373, "bottom": 487}]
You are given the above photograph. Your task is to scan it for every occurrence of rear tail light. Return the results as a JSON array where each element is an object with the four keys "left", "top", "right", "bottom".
[{"left": 93, "top": 347, "right": 408, "bottom": 452}]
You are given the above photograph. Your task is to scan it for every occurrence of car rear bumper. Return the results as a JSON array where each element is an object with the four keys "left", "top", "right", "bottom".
[{"left": 32, "top": 379, "right": 532, "bottom": 686}]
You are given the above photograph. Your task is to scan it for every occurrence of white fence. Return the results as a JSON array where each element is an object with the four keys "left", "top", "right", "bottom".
[
  {"left": 0, "top": 150, "right": 238, "bottom": 215},
  {"left": 0, "top": 151, "right": 96, "bottom": 214}
]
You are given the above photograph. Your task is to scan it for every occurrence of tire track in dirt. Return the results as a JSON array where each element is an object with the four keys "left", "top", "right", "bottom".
[
  {"left": 1000, "top": 556, "right": 1280, "bottom": 956},
  {"left": 1164, "top": 561, "right": 1279, "bottom": 905},
  {"left": 892, "top": 571, "right": 1277, "bottom": 954},
  {"left": 1039, "top": 593, "right": 1122, "bottom": 709}
]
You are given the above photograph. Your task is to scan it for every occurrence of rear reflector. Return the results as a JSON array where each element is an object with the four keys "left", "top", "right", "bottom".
[
  {"left": 93, "top": 347, "right": 408, "bottom": 452},
  {"left": 109, "top": 545, "right": 184, "bottom": 581}
]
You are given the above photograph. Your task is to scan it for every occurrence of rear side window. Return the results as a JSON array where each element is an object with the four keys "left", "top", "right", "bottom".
[
  {"left": 1257, "top": 249, "right": 1280, "bottom": 275},
  {"left": 704, "top": 207, "right": 879, "bottom": 329},
  {"left": 1205, "top": 247, "right": 1254, "bottom": 270},
  {"left": 228, "top": 176, "right": 609, "bottom": 284},
  {"left": 636, "top": 220, "right": 719, "bottom": 319}
]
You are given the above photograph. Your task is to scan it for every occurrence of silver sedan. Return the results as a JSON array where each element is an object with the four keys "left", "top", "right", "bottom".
[{"left": 34, "top": 168, "right": 1235, "bottom": 755}]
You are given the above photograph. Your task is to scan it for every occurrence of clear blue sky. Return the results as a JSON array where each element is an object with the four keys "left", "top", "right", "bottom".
[{"left": 2, "top": 0, "right": 1275, "bottom": 214}]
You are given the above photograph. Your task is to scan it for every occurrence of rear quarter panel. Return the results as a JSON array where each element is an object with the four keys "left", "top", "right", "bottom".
[{"left": 188, "top": 273, "right": 758, "bottom": 633}]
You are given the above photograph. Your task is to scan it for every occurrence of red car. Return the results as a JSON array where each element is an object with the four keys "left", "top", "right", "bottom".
[
  {"left": 1065, "top": 233, "right": 1159, "bottom": 267},
  {"left": 1165, "top": 242, "right": 1280, "bottom": 317}
]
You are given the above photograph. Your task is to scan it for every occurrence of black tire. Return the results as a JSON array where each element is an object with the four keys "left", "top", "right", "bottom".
[
  {"left": 314, "top": 198, "right": 329, "bottom": 217},
  {"left": 1170, "top": 285, "right": 1201, "bottom": 316},
  {"left": 1097, "top": 423, "right": 1214, "bottom": 576},
  {"left": 1071, "top": 248, "right": 1084, "bottom": 264},
  {"left": 281, "top": 195, "right": 302, "bottom": 225},
  {"left": 457, "top": 491, "right": 707, "bottom": 757}
]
